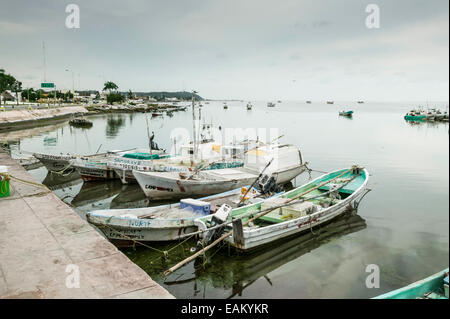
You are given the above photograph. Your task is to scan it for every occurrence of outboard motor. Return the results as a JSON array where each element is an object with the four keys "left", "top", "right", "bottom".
[
  {"left": 199, "top": 204, "right": 232, "bottom": 247},
  {"left": 256, "top": 174, "right": 280, "bottom": 195}
]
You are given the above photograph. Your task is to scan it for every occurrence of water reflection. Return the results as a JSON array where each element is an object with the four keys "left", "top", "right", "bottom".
[
  {"left": 110, "top": 184, "right": 150, "bottom": 209},
  {"left": 123, "top": 212, "right": 366, "bottom": 299},
  {"left": 71, "top": 180, "right": 123, "bottom": 208},
  {"left": 42, "top": 170, "right": 82, "bottom": 191},
  {"left": 106, "top": 115, "right": 126, "bottom": 138}
]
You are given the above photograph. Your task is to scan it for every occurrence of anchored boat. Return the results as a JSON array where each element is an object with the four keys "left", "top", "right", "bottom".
[
  {"left": 33, "top": 152, "right": 76, "bottom": 172},
  {"left": 69, "top": 118, "right": 93, "bottom": 128},
  {"left": 339, "top": 110, "right": 353, "bottom": 117},
  {"left": 72, "top": 148, "right": 166, "bottom": 182},
  {"left": 133, "top": 144, "right": 306, "bottom": 200},
  {"left": 373, "top": 268, "right": 449, "bottom": 299},
  {"left": 86, "top": 186, "right": 281, "bottom": 246},
  {"left": 195, "top": 165, "right": 370, "bottom": 251},
  {"left": 109, "top": 126, "right": 247, "bottom": 184}
]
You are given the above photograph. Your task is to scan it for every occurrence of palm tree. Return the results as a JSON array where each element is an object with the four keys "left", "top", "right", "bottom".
[
  {"left": 103, "top": 81, "right": 118, "bottom": 94},
  {"left": 0, "top": 69, "right": 16, "bottom": 105},
  {"left": 11, "top": 80, "right": 22, "bottom": 107}
]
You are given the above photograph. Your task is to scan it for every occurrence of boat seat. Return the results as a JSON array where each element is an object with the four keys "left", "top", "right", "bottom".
[{"left": 318, "top": 174, "right": 365, "bottom": 195}]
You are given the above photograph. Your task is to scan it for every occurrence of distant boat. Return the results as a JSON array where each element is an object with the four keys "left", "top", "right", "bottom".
[
  {"left": 69, "top": 118, "right": 93, "bottom": 128},
  {"left": 267, "top": 102, "right": 276, "bottom": 107},
  {"left": 306, "top": 101, "right": 312, "bottom": 104},
  {"left": 357, "top": 101, "right": 364, "bottom": 104},
  {"left": 277, "top": 100, "right": 282, "bottom": 103},
  {"left": 339, "top": 110, "right": 353, "bottom": 117},
  {"left": 152, "top": 112, "right": 163, "bottom": 117},
  {"left": 223, "top": 102, "right": 228, "bottom": 109},
  {"left": 404, "top": 109, "right": 426, "bottom": 122},
  {"left": 373, "top": 268, "right": 449, "bottom": 299},
  {"left": 246, "top": 102, "right": 253, "bottom": 110},
  {"left": 327, "top": 101, "right": 334, "bottom": 105}
]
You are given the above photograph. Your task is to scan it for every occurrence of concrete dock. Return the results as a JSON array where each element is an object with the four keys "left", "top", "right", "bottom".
[
  {"left": 0, "top": 149, "right": 174, "bottom": 299},
  {"left": 0, "top": 106, "right": 88, "bottom": 132}
]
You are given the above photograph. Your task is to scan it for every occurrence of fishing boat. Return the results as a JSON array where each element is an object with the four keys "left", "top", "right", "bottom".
[
  {"left": 223, "top": 103, "right": 228, "bottom": 109},
  {"left": 404, "top": 109, "right": 427, "bottom": 121},
  {"left": 339, "top": 110, "right": 353, "bottom": 117},
  {"left": 133, "top": 144, "right": 306, "bottom": 200},
  {"left": 433, "top": 109, "right": 446, "bottom": 121},
  {"left": 72, "top": 148, "right": 165, "bottom": 182},
  {"left": 33, "top": 152, "right": 76, "bottom": 172},
  {"left": 267, "top": 102, "right": 276, "bottom": 107},
  {"left": 69, "top": 118, "right": 93, "bottom": 128},
  {"left": 109, "top": 124, "right": 247, "bottom": 184},
  {"left": 326, "top": 101, "right": 334, "bottom": 104},
  {"left": 194, "top": 165, "right": 370, "bottom": 251},
  {"left": 246, "top": 102, "right": 253, "bottom": 110},
  {"left": 357, "top": 101, "right": 364, "bottom": 104},
  {"left": 109, "top": 142, "right": 245, "bottom": 184},
  {"left": 306, "top": 101, "right": 312, "bottom": 104},
  {"left": 373, "top": 268, "right": 449, "bottom": 299},
  {"left": 86, "top": 185, "right": 281, "bottom": 246}
]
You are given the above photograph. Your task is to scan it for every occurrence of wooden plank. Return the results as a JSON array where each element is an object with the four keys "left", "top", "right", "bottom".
[{"left": 232, "top": 218, "right": 244, "bottom": 248}]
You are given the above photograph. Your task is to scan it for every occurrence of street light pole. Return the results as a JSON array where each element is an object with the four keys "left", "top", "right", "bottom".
[{"left": 65, "top": 69, "right": 75, "bottom": 104}]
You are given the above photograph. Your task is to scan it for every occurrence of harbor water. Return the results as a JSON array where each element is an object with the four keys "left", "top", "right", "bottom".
[{"left": 4, "top": 101, "right": 449, "bottom": 299}]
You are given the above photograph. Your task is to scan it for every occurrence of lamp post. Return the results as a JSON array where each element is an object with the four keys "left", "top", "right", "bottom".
[{"left": 65, "top": 69, "right": 75, "bottom": 104}]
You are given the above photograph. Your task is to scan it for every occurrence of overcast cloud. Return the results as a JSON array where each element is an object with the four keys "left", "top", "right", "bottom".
[{"left": 0, "top": 0, "right": 448, "bottom": 101}]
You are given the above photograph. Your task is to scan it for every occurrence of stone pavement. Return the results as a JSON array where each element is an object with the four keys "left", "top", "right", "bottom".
[{"left": 0, "top": 149, "right": 174, "bottom": 299}]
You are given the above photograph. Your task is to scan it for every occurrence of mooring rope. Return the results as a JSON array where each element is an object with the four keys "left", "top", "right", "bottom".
[{"left": 96, "top": 222, "right": 197, "bottom": 258}]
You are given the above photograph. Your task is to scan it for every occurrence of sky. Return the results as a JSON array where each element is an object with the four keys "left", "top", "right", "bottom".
[{"left": 0, "top": 0, "right": 448, "bottom": 101}]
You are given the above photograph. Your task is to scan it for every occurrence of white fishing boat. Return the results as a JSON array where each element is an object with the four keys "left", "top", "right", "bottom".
[
  {"left": 73, "top": 148, "right": 165, "bottom": 182},
  {"left": 133, "top": 144, "right": 306, "bottom": 200},
  {"left": 109, "top": 141, "right": 246, "bottom": 184},
  {"left": 246, "top": 102, "right": 253, "bottom": 110},
  {"left": 86, "top": 186, "right": 279, "bottom": 246},
  {"left": 195, "top": 165, "right": 370, "bottom": 251},
  {"left": 33, "top": 152, "right": 76, "bottom": 172},
  {"left": 108, "top": 123, "right": 248, "bottom": 184}
]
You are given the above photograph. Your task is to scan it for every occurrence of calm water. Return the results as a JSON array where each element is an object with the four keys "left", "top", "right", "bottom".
[{"left": 4, "top": 100, "right": 449, "bottom": 299}]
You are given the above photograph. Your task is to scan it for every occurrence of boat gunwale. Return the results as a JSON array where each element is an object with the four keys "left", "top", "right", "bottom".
[{"left": 238, "top": 168, "right": 369, "bottom": 236}]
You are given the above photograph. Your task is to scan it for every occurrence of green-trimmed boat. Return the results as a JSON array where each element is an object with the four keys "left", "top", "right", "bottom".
[
  {"left": 339, "top": 110, "right": 353, "bottom": 117},
  {"left": 195, "top": 165, "right": 370, "bottom": 251},
  {"left": 373, "top": 268, "right": 449, "bottom": 299}
]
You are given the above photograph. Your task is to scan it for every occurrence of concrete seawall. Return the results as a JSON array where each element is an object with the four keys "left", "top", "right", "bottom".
[
  {"left": 0, "top": 106, "right": 88, "bottom": 132},
  {"left": 0, "top": 149, "right": 174, "bottom": 299}
]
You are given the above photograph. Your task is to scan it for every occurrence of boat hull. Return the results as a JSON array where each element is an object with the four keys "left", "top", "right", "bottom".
[
  {"left": 73, "top": 164, "right": 117, "bottom": 181},
  {"left": 86, "top": 188, "right": 247, "bottom": 245},
  {"left": 133, "top": 165, "right": 305, "bottom": 200},
  {"left": 373, "top": 268, "right": 449, "bottom": 299},
  {"left": 210, "top": 167, "right": 370, "bottom": 251},
  {"left": 33, "top": 153, "right": 74, "bottom": 172}
]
